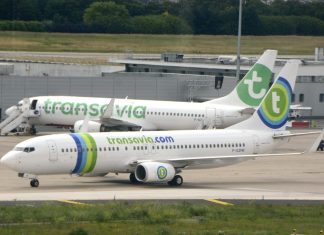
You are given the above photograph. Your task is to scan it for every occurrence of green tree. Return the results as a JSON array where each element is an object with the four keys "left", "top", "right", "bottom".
[
  {"left": 132, "top": 14, "right": 192, "bottom": 34},
  {"left": 83, "top": 1, "right": 131, "bottom": 33}
]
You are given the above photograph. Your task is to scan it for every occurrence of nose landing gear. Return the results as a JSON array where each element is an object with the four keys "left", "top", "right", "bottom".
[{"left": 18, "top": 173, "right": 39, "bottom": 187}]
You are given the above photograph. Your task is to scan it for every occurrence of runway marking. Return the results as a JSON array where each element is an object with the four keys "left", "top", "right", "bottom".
[
  {"left": 58, "top": 200, "right": 88, "bottom": 206},
  {"left": 206, "top": 199, "right": 234, "bottom": 206}
]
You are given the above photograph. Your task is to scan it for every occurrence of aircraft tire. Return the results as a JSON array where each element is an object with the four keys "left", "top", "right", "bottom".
[
  {"left": 30, "top": 179, "right": 39, "bottom": 187},
  {"left": 168, "top": 175, "right": 183, "bottom": 186}
]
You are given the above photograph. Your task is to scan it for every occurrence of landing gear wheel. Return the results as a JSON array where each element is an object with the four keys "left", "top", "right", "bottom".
[
  {"left": 30, "top": 126, "right": 37, "bottom": 135},
  {"left": 168, "top": 175, "right": 183, "bottom": 186},
  {"left": 129, "top": 173, "right": 140, "bottom": 184},
  {"left": 30, "top": 179, "right": 39, "bottom": 187}
]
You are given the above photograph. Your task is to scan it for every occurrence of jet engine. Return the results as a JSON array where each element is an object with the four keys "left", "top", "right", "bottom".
[
  {"left": 74, "top": 120, "right": 106, "bottom": 132},
  {"left": 135, "top": 162, "right": 175, "bottom": 183}
]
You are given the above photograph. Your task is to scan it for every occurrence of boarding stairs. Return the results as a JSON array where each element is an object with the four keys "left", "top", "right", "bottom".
[{"left": 0, "top": 98, "right": 37, "bottom": 135}]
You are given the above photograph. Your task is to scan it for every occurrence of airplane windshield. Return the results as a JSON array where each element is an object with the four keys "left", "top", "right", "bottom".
[{"left": 14, "top": 147, "right": 35, "bottom": 153}]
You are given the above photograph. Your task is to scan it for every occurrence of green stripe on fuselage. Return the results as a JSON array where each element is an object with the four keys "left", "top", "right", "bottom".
[{"left": 80, "top": 133, "right": 97, "bottom": 173}]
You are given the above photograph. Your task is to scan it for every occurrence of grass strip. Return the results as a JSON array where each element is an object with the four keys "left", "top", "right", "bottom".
[
  {"left": 0, "top": 31, "right": 323, "bottom": 55},
  {"left": 0, "top": 201, "right": 323, "bottom": 234}
]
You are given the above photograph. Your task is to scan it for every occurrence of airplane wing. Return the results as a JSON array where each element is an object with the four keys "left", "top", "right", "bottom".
[
  {"left": 290, "top": 104, "right": 312, "bottom": 110},
  {"left": 132, "top": 152, "right": 304, "bottom": 169},
  {"left": 133, "top": 131, "right": 323, "bottom": 169},
  {"left": 99, "top": 98, "right": 147, "bottom": 129}
]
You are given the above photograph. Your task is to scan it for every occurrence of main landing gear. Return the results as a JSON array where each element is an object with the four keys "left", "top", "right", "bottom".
[
  {"left": 168, "top": 175, "right": 183, "bottom": 186},
  {"left": 30, "top": 179, "right": 39, "bottom": 187},
  {"left": 129, "top": 173, "right": 140, "bottom": 184},
  {"left": 129, "top": 173, "right": 183, "bottom": 186}
]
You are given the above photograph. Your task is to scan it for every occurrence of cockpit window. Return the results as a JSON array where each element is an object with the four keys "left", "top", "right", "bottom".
[{"left": 14, "top": 147, "right": 35, "bottom": 153}]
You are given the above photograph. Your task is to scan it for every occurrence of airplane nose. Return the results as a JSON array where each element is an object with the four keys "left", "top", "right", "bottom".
[{"left": 1, "top": 152, "right": 19, "bottom": 171}]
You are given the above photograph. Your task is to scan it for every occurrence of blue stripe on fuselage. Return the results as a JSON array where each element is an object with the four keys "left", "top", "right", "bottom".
[{"left": 70, "top": 134, "right": 87, "bottom": 174}]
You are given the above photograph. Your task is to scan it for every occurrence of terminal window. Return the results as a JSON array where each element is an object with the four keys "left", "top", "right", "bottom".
[
  {"left": 299, "top": 94, "right": 304, "bottom": 102},
  {"left": 320, "top": 94, "right": 324, "bottom": 103}
]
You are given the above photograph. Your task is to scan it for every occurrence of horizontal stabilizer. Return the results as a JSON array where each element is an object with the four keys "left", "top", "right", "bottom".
[
  {"left": 239, "top": 107, "right": 255, "bottom": 115},
  {"left": 272, "top": 131, "right": 322, "bottom": 139}
]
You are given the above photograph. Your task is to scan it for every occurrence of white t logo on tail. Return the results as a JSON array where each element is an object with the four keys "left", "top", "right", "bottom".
[
  {"left": 244, "top": 71, "right": 267, "bottom": 99},
  {"left": 272, "top": 91, "right": 281, "bottom": 114}
]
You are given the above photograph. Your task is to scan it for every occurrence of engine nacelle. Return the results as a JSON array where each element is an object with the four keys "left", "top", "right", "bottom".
[
  {"left": 74, "top": 120, "right": 105, "bottom": 132},
  {"left": 135, "top": 162, "right": 175, "bottom": 183}
]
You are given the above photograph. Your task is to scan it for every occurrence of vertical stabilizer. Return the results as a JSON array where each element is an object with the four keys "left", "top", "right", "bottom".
[
  {"left": 228, "top": 60, "right": 300, "bottom": 131},
  {"left": 206, "top": 49, "right": 277, "bottom": 107}
]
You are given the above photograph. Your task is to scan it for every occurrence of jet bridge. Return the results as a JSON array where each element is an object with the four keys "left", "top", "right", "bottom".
[{"left": 0, "top": 98, "right": 39, "bottom": 135}]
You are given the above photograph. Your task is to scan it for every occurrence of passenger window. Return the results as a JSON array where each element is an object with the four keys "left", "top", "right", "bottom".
[
  {"left": 62, "top": 149, "right": 64, "bottom": 153},
  {"left": 125, "top": 147, "right": 128, "bottom": 151}
]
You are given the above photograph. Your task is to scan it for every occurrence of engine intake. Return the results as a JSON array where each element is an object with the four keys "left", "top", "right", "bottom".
[{"left": 135, "top": 162, "right": 175, "bottom": 183}]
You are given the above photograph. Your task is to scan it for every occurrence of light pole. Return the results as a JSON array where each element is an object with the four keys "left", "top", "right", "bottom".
[{"left": 236, "top": 0, "right": 243, "bottom": 80}]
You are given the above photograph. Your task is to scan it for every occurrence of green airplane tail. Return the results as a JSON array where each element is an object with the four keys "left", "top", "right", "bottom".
[
  {"left": 205, "top": 49, "right": 277, "bottom": 108},
  {"left": 229, "top": 60, "right": 300, "bottom": 131}
]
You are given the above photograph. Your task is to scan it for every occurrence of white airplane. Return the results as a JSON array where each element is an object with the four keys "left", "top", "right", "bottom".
[
  {"left": 1, "top": 50, "right": 277, "bottom": 134},
  {"left": 2, "top": 59, "right": 321, "bottom": 188}
]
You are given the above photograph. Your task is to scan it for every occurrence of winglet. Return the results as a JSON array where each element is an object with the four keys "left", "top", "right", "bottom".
[
  {"left": 79, "top": 115, "right": 90, "bottom": 132},
  {"left": 307, "top": 129, "right": 324, "bottom": 153},
  {"left": 102, "top": 98, "right": 115, "bottom": 119}
]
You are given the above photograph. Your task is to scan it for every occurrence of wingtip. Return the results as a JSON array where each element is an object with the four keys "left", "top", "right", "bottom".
[{"left": 307, "top": 129, "right": 324, "bottom": 153}]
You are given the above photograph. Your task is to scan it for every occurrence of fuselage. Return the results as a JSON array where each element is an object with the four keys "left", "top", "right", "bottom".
[
  {"left": 2, "top": 129, "right": 283, "bottom": 176},
  {"left": 27, "top": 96, "right": 250, "bottom": 130}
]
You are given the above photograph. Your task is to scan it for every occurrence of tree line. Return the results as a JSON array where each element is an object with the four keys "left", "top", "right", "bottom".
[{"left": 0, "top": 0, "right": 324, "bottom": 35}]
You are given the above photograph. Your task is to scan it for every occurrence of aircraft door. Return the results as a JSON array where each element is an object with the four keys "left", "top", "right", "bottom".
[
  {"left": 47, "top": 140, "right": 58, "bottom": 161},
  {"left": 29, "top": 99, "right": 40, "bottom": 117},
  {"left": 205, "top": 108, "right": 216, "bottom": 129}
]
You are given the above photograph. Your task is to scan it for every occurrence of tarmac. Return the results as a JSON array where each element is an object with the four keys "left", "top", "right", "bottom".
[{"left": 0, "top": 130, "right": 323, "bottom": 202}]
